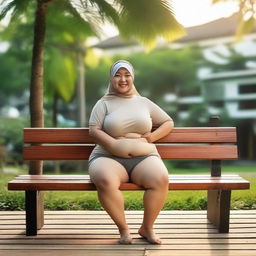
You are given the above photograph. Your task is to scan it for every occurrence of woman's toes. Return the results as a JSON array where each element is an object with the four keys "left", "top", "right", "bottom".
[
  {"left": 138, "top": 227, "right": 162, "bottom": 244},
  {"left": 119, "top": 229, "right": 133, "bottom": 244}
]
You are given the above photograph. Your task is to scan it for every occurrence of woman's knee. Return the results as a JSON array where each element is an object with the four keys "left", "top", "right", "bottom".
[
  {"left": 132, "top": 157, "right": 169, "bottom": 188},
  {"left": 152, "top": 172, "right": 169, "bottom": 189},
  {"left": 133, "top": 170, "right": 169, "bottom": 189},
  {"left": 92, "top": 175, "right": 119, "bottom": 191},
  {"left": 89, "top": 167, "right": 124, "bottom": 191},
  {"left": 89, "top": 158, "right": 128, "bottom": 190}
]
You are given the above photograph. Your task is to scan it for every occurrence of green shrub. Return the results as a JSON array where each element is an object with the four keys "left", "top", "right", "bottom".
[
  {"left": 0, "top": 191, "right": 24, "bottom": 210},
  {"left": 0, "top": 117, "right": 27, "bottom": 165}
]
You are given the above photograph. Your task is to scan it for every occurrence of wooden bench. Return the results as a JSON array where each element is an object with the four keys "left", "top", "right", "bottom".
[{"left": 8, "top": 124, "right": 250, "bottom": 236}]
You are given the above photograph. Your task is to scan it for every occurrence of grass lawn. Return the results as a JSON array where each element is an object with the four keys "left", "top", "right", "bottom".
[{"left": 0, "top": 164, "right": 255, "bottom": 210}]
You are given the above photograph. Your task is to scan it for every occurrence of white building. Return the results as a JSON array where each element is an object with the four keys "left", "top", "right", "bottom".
[{"left": 201, "top": 69, "right": 256, "bottom": 119}]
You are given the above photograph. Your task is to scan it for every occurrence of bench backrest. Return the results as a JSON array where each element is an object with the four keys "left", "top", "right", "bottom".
[{"left": 23, "top": 127, "right": 238, "bottom": 161}]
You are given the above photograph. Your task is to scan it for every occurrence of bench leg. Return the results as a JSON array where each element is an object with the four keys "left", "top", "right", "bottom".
[
  {"left": 25, "top": 191, "right": 44, "bottom": 236},
  {"left": 207, "top": 190, "right": 231, "bottom": 233}
]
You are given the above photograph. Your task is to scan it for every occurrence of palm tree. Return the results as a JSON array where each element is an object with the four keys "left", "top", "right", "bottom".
[{"left": 0, "top": 0, "right": 184, "bottom": 175}]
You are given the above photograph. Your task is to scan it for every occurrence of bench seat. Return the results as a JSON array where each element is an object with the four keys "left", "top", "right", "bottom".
[{"left": 8, "top": 174, "right": 250, "bottom": 191}]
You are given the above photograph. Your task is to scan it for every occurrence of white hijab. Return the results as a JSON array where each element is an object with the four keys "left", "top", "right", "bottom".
[{"left": 103, "top": 60, "right": 140, "bottom": 99}]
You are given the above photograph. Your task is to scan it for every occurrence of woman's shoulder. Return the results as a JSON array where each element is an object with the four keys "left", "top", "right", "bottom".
[
  {"left": 137, "top": 96, "right": 154, "bottom": 104},
  {"left": 91, "top": 98, "right": 108, "bottom": 112},
  {"left": 135, "top": 95, "right": 147, "bottom": 100}
]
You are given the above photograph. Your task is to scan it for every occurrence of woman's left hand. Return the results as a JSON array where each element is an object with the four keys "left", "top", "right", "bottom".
[
  {"left": 141, "top": 132, "right": 153, "bottom": 143},
  {"left": 141, "top": 120, "right": 174, "bottom": 143}
]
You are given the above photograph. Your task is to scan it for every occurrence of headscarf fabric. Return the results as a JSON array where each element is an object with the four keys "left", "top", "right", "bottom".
[
  {"left": 110, "top": 61, "right": 135, "bottom": 80},
  {"left": 104, "top": 60, "right": 140, "bottom": 98}
]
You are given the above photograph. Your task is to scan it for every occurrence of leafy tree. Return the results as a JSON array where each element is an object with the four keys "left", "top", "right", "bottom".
[
  {"left": 0, "top": 51, "right": 30, "bottom": 108},
  {"left": 85, "top": 56, "right": 112, "bottom": 115},
  {"left": 0, "top": 12, "right": 33, "bottom": 109},
  {"left": 126, "top": 46, "right": 203, "bottom": 101},
  {"left": 0, "top": 1, "right": 94, "bottom": 126}
]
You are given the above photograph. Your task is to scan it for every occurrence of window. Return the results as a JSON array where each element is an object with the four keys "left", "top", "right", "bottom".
[
  {"left": 239, "top": 84, "right": 256, "bottom": 94},
  {"left": 239, "top": 100, "right": 256, "bottom": 110}
]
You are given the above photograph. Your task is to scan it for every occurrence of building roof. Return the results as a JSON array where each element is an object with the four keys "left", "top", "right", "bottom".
[
  {"left": 93, "top": 13, "right": 255, "bottom": 49},
  {"left": 177, "top": 13, "right": 239, "bottom": 43}
]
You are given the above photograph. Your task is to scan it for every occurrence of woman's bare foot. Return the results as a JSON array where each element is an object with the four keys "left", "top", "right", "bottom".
[
  {"left": 119, "top": 229, "right": 133, "bottom": 244},
  {"left": 138, "top": 226, "right": 162, "bottom": 244}
]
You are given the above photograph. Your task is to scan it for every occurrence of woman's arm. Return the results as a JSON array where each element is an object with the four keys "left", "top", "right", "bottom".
[
  {"left": 89, "top": 126, "right": 118, "bottom": 154},
  {"left": 142, "top": 120, "right": 174, "bottom": 143}
]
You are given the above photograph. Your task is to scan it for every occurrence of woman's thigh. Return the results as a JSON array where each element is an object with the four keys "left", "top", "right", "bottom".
[
  {"left": 130, "top": 156, "right": 169, "bottom": 188},
  {"left": 89, "top": 157, "right": 129, "bottom": 188}
]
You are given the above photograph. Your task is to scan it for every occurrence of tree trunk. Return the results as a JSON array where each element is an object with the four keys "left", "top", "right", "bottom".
[
  {"left": 52, "top": 92, "right": 60, "bottom": 174},
  {"left": 29, "top": 1, "right": 47, "bottom": 175},
  {"left": 52, "top": 91, "right": 58, "bottom": 127},
  {"left": 77, "top": 49, "right": 86, "bottom": 172},
  {"left": 77, "top": 50, "right": 86, "bottom": 127}
]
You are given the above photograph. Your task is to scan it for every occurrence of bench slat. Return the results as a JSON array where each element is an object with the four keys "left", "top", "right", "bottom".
[
  {"left": 8, "top": 175, "right": 250, "bottom": 191},
  {"left": 24, "top": 128, "right": 237, "bottom": 143},
  {"left": 23, "top": 145, "right": 238, "bottom": 160},
  {"left": 14, "top": 174, "right": 244, "bottom": 180}
]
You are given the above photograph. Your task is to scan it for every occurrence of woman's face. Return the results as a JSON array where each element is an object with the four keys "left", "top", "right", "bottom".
[{"left": 111, "top": 67, "right": 133, "bottom": 95}]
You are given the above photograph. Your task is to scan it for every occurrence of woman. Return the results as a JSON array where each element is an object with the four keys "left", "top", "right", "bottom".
[{"left": 88, "top": 60, "right": 174, "bottom": 244}]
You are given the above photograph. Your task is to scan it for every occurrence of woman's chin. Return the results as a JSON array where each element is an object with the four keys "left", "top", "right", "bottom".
[
  {"left": 118, "top": 90, "right": 130, "bottom": 95},
  {"left": 115, "top": 86, "right": 132, "bottom": 95}
]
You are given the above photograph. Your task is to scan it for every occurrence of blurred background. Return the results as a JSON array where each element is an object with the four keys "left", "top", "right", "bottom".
[{"left": 0, "top": 0, "right": 256, "bottom": 173}]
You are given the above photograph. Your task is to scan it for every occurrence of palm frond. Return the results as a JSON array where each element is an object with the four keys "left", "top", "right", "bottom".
[
  {"left": 0, "top": 0, "right": 15, "bottom": 20},
  {"left": 89, "top": 0, "right": 119, "bottom": 25},
  {"left": 211, "top": 0, "right": 229, "bottom": 3},
  {"left": 45, "top": 48, "right": 77, "bottom": 102},
  {"left": 236, "top": 16, "right": 255, "bottom": 41},
  {"left": 116, "top": 0, "right": 185, "bottom": 49},
  {"left": 0, "top": 1, "right": 35, "bottom": 43},
  {"left": 47, "top": 0, "right": 96, "bottom": 42},
  {"left": 71, "top": 0, "right": 119, "bottom": 37},
  {"left": 212, "top": 0, "right": 256, "bottom": 39},
  {"left": 0, "top": 0, "right": 30, "bottom": 21},
  {"left": 211, "top": 0, "right": 235, "bottom": 4}
]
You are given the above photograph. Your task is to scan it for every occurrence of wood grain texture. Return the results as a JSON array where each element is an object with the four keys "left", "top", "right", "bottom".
[
  {"left": 23, "top": 144, "right": 238, "bottom": 160},
  {"left": 24, "top": 127, "right": 237, "bottom": 143},
  {"left": 8, "top": 174, "right": 250, "bottom": 191},
  {"left": 0, "top": 210, "right": 255, "bottom": 255}
]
